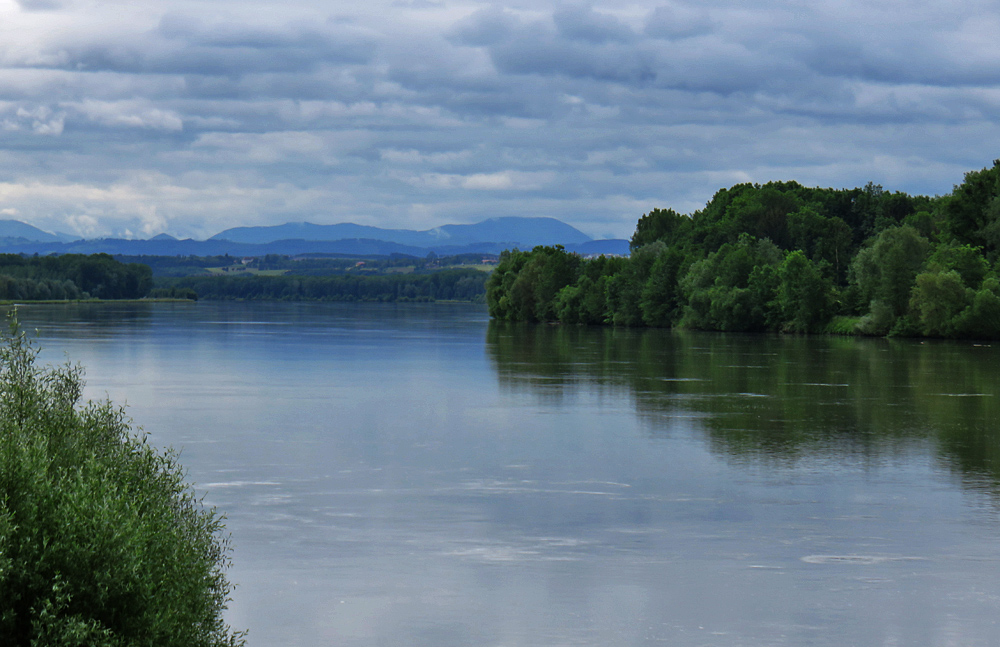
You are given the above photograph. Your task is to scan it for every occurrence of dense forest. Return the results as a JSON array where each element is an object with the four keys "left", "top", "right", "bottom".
[
  {"left": 0, "top": 253, "right": 152, "bottom": 300},
  {"left": 118, "top": 252, "right": 494, "bottom": 277},
  {"left": 487, "top": 160, "right": 1000, "bottom": 339},
  {"left": 156, "top": 268, "right": 487, "bottom": 302}
]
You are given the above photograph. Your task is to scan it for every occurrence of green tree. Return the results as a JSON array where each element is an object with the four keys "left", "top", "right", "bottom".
[
  {"left": 0, "top": 316, "right": 245, "bottom": 647},
  {"left": 777, "top": 251, "right": 834, "bottom": 333},
  {"left": 679, "top": 235, "right": 782, "bottom": 332},
  {"left": 849, "top": 225, "right": 931, "bottom": 334},
  {"left": 909, "top": 270, "right": 970, "bottom": 337},
  {"left": 726, "top": 184, "right": 801, "bottom": 249},
  {"left": 485, "top": 247, "right": 580, "bottom": 322},
  {"left": 786, "top": 206, "right": 853, "bottom": 281},
  {"left": 944, "top": 159, "right": 1000, "bottom": 257},
  {"left": 630, "top": 208, "right": 689, "bottom": 251},
  {"left": 640, "top": 246, "right": 686, "bottom": 327},
  {"left": 607, "top": 242, "right": 664, "bottom": 326},
  {"left": 925, "top": 243, "right": 988, "bottom": 289},
  {"left": 952, "top": 278, "right": 1000, "bottom": 338}
]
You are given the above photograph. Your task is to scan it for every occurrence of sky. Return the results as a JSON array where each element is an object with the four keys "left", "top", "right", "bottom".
[{"left": 1, "top": 0, "right": 999, "bottom": 241}]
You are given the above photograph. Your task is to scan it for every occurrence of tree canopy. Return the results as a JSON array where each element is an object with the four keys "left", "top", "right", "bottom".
[
  {"left": 0, "top": 254, "right": 153, "bottom": 301},
  {"left": 487, "top": 160, "right": 1000, "bottom": 339}
]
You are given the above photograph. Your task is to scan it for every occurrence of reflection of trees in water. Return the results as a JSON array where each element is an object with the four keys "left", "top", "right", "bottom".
[
  {"left": 8, "top": 302, "right": 158, "bottom": 339},
  {"left": 486, "top": 321, "right": 1000, "bottom": 490}
]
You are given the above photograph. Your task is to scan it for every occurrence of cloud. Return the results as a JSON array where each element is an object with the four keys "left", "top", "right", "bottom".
[
  {"left": 644, "top": 4, "right": 714, "bottom": 40},
  {"left": 14, "top": 0, "right": 63, "bottom": 12},
  {"left": 68, "top": 100, "right": 184, "bottom": 131},
  {"left": 9, "top": 105, "right": 65, "bottom": 135},
  {"left": 8, "top": 14, "right": 377, "bottom": 78},
  {"left": 552, "top": 5, "right": 637, "bottom": 44},
  {"left": 447, "top": 7, "right": 521, "bottom": 47},
  {"left": 395, "top": 170, "right": 555, "bottom": 192},
  {"left": 0, "top": 0, "right": 997, "bottom": 241}
]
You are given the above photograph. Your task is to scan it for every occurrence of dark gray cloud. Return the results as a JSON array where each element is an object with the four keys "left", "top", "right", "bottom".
[
  {"left": 0, "top": 1, "right": 998, "bottom": 240},
  {"left": 552, "top": 5, "right": 638, "bottom": 44},
  {"left": 12, "top": 15, "right": 375, "bottom": 78},
  {"left": 447, "top": 7, "right": 522, "bottom": 47},
  {"left": 644, "top": 5, "right": 714, "bottom": 39}
]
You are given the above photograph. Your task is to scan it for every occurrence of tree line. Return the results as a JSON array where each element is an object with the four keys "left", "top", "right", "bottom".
[
  {"left": 487, "top": 160, "right": 1000, "bottom": 339},
  {"left": 157, "top": 268, "right": 487, "bottom": 302},
  {"left": 0, "top": 253, "right": 153, "bottom": 300}
]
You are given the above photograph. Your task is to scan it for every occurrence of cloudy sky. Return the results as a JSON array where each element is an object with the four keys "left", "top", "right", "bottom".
[{"left": 1, "top": 0, "right": 998, "bottom": 240}]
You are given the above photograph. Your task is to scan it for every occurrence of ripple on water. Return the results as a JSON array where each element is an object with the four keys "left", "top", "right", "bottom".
[
  {"left": 801, "top": 555, "right": 887, "bottom": 565},
  {"left": 800, "top": 555, "right": 928, "bottom": 565}
]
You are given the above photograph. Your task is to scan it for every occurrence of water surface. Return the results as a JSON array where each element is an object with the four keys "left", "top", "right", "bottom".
[{"left": 12, "top": 302, "right": 1000, "bottom": 646}]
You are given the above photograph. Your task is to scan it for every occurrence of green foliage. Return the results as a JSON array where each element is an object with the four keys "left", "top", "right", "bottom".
[
  {"left": 777, "top": 251, "right": 835, "bottom": 333},
  {"left": 487, "top": 247, "right": 579, "bottom": 321},
  {"left": 944, "top": 159, "right": 1000, "bottom": 256},
  {"left": 639, "top": 246, "right": 686, "bottom": 327},
  {"left": 925, "top": 243, "right": 988, "bottom": 288},
  {"left": 148, "top": 286, "right": 199, "bottom": 300},
  {"left": 953, "top": 278, "right": 1000, "bottom": 338},
  {"left": 161, "top": 268, "right": 485, "bottom": 304},
  {"left": 849, "top": 225, "right": 931, "bottom": 334},
  {"left": 608, "top": 242, "right": 663, "bottom": 326},
  {"left": 678, "top": 236, "right": 783, "bottom": 332},
  {"left": 117, "top": 252, "right": 496, "bottom": 278},
  {"left": 486, "top": 250, "right": 530, "bottom": 319},
  {"left": 786, "top": 206, "right": 853, "bottom": 281},
  {"left": 725, "top": 184, "right": 800, "bottom": 249},
  {"left": 0, "top": 277, "right": 83, "bottom": 301},
  {"left": 824, "top": 316, "right": 862, "bottom": 335},
  {"left": 630, "top": 208, "right": 689, "bottom": 251},
  {"left": 0, "top": 254, "right": 152, "bottom": 301},
  {"left": 555, "top": 256, "right": 622, "bottom": 325},
  {"left": 0, "top": 316, "right": 245, "bottom": 647},
  {"left": 909, "top": 270, "right": 971, "bottom": 337},
  {"left": 490, "top": 163, "right": 1000, "bottom": 339}
]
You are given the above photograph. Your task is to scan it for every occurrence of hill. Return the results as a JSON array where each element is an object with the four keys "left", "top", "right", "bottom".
[
  {"left": 210, "top": 217, "right": 593, "bottom": 249},
  {"left": 0, "top": 217, "right": 626, "bottom": 258}
]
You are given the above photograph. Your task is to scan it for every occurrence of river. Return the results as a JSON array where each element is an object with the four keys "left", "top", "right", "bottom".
[{"left": 12, "top": 301, "right": 1000, "bottom": 646}]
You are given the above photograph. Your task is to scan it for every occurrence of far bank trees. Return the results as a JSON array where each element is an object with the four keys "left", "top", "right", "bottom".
[{"left": 487, "top": 160, "right": 1000, "bottom": 339}]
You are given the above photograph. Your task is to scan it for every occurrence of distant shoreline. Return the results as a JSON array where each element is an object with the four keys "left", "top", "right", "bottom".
[{"left": 0, "top": 298, "right": 196, "bottom": 305}]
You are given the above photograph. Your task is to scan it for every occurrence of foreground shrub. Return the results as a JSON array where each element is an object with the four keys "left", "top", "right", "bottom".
[{"left": 0, "top": 315, "right": 245, "bottom": 647}]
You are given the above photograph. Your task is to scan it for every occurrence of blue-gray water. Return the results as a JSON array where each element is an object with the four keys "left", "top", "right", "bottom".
[{"left": 13, "top": 302, "right": 1000, "bottom": 646}]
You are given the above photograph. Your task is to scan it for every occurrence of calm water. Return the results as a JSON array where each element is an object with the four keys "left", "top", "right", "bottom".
[{"left": 11, "top": 302, "right": 1000, "bottom": 646}]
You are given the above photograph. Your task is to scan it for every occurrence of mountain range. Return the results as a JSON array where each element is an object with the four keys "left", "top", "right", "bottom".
[{"left": 0, "top": 217, "right": 629, "bottom": 257}]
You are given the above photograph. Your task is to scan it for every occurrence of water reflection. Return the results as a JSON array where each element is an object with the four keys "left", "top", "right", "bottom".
[
  {"left": 487, "top": 322, "right": 1000, "bottom": 491},
  {"left": 8, "top": 303, "right": 1000, "bottom": 646}
]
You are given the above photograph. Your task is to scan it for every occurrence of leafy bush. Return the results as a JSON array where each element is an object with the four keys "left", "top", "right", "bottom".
[{"left": 0, "top": 315, "right": 245, "bottom": 647}]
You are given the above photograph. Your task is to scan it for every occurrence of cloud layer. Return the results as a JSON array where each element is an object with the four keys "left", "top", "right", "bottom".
[{"left": 1, "top": 0, "right": 998, "bottom": 239}]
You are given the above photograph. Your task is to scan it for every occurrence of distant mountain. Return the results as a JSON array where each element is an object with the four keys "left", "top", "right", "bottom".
[
  {"left": 211, "top": 217, "right": 592, "bottom": 249},
  {"left": 0, "top": 219, "right": 67, "bottom": 243},
  {"left": 0, "top": 216, "right": 629, "bottom": 258}
]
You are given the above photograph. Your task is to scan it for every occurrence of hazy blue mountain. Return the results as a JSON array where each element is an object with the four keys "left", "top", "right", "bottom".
[
  {"left": 211, "top": 217, "right": 592, "bottom": 248},
  {"left": 0, "top": 216, "right": 628, "bottom": 258},
  {"left": 0, "top": 219, "right": 66, "bottom": 243}
]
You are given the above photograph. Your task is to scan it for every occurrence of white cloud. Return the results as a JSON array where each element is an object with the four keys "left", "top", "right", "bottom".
[
  {"left": 0, "top": 0, "right": 996, "bottom": 239},
  {"left": 68, "top": 100, "right": 184, "bottom": 131},
  {"left": 462, "top": 172, "right": 514, "bottom": 190}
]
